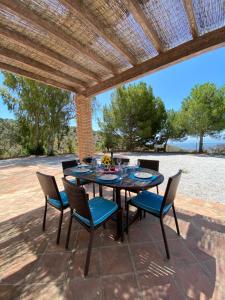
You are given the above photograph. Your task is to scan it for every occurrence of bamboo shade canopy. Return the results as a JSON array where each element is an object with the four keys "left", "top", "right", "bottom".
[{"left": 0, "top": 0, "right": 225, "bottom": 96}]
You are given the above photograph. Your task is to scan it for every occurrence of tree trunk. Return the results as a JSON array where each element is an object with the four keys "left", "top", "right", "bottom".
[
  {"left": 199, "top": 134, "right": 204, "bottom": 153},
  {"left": 57, "top": 133, "right": 62, "bottom": 150},
  {"left": 34, "top": 114, "right": 40, "bottom": 150},
  {"left": 164, "top": 140, "right": 168, "bottom": 152},
  {"left": 47, "top": 133, "right": 55, "bottom": 156}
]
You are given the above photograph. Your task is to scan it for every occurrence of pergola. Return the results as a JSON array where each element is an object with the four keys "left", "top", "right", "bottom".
[{"left": 0, "top": 0, "right": 225, "bottom": 159}]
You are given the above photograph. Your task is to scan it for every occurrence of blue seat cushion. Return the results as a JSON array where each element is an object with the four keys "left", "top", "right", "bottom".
[
  {"left": 48, "top": 191, "right": 69, "bottom": 208},
  {"left": 69, "top": 178, "right": 91, "bottom": 185},
  {"left": 130, "top": 190, "right": 172, "bottom": 216},
  {"left": 73, "top": 197, "right": 118, "bottom": 226}
]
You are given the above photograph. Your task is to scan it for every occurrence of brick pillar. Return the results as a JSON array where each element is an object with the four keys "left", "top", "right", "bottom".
[{"left": 74, "top": 94, "right": 94, "bottom": 161}]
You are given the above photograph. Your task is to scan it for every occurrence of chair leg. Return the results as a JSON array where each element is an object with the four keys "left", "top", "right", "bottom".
[
  {"left": 92, "top": 183, "right": 95, "bottom": 197},
  {"left": 84, "top": 230, "right": 94, "bottom": 277},
  {"left": 172, "top": 205, "right": 180, "bottom": 236},
  {"left": 56, "top": 210, "right": 63, "bottom": 244},
  {"left": 138, "top": 208, "right": 142, "bottom": 220},
  {"left": 99, "top": 185, "right": 103, "bottom": 197},
  {"left": 125, "top": 190, "right": 128, "bottom": 211},
  {"left": 42, "top": 201, "right": 48, "bottom": 232},
  {"left": 126, "top": 203, "right": 129, "bottom": 234},
  {"left": 156, "top": 185, "right": 159, "bottom": 194},
  {"left": 66, "top": 214, "right": 73, "bottom": 249},
  {"left": 116, "top": 209, "right": 124, "bottom": 241},
  {"left": 113, "top": 188, "right": 115, "bottom": 202},
  {"left": 159, "top": 217, "right": 170, "bottom": 259},
  {"left": 119, "top": 209, "right": 124, "bottom": 242}
]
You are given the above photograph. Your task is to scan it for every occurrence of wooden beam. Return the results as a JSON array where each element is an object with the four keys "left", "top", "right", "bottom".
[
  {"left": 84, "top": 27, "right": 225, "bottom": 97},
  {"left": 183, "top": 0, "right": 199, "bottom": 38},
  {"left": 0, "top": 47, "right": 86, "bottom": 88},
  {"left": 0, "top": 0, "right": 116, "bottom": 74},
  {"left": 60, "top": 0, "right": 137, "bottom": 66},
  {"left": 128, "top": 0, "right": 164, "bottom": 53},
  {"left": 0, "top": 27, "right": 100, "bottom": 82},
  {"left": 0, "top": 61, "right": 77, "bottom": 92}
]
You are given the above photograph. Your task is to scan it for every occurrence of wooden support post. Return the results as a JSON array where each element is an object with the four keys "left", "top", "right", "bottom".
[{"left": 74, "top": 94, "right": 94, "bottom": 161}]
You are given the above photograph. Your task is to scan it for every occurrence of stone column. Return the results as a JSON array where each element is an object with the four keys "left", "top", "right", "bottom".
[{"left": 74, "top": 94, "right": 94, "bottom": 161}]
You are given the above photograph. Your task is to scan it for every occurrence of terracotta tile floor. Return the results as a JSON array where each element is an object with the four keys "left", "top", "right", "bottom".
[{"left": 0, "top": 156, "right": 225, "bottom": 299}]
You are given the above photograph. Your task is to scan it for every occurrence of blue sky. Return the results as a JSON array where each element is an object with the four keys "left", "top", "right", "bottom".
[
  {"left": 93, "top": 46, "right": 225, "bottom": 130},
  {"left": 1, "top": 46, "right": 225, "bottom": 135}
]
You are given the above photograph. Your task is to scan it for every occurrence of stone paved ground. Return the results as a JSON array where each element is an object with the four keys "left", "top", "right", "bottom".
[{"left": 0, "top": 155, "right": 225, "bottom": 299}]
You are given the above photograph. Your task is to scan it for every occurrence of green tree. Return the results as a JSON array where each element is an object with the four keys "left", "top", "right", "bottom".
[
  {"left": 159, "top": 109, "right": 186, "bottom": 149},
  {"left": 99, "top": 83, "right": 167, "bottom": 151},
  {"left": 40, "top": 86, "right": 74, "bottom": 155},
  {"left": 180, "top": 83, "right": 225, "bottom": 153},
  {"left": 0, "top": 118, "right": 21, "bottom": 157},
  {"left": 98, "top": 106, "right": 120, "bottom": 151},
  {"left": 0, "top": 73, "right": 74, "bottom": 155}
]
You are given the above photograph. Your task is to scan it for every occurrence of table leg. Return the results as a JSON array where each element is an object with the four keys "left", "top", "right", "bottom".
[
  {"left": 99, "top": 185, "right": 103, "bottom": 197},
  {"left": 115, "top": 187, "right": 121, "bottom": 209},
  {"left": 115, "top": 187, "right": 123, "bottom": 241}
]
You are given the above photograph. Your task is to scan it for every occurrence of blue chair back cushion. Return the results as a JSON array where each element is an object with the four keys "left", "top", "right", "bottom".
[
  {"left": 48, "top": 191, "right": 69, "bottom": 208},
  {"left": 131, "top": 190, "right": 172, "bottom": 215},
  {"left": 73, "top": 197, "right": 118, "bottom": 226}
]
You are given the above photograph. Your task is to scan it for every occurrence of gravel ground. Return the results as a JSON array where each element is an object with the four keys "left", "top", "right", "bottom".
[
  {"left": 0, "top": 153, "right": 224, "bottom": 204},
  {"left": 120, "top": 152, "right": 225, "bottom": 204}
]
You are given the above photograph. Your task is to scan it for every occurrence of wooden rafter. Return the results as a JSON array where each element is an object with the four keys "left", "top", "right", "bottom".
[
  {"left": 0, "top": 47, "right": 87, "bottom": 88},
  {"left": 183, "top": 0, "right": 199, "bottom": 38},
  {"left": 128, "top": 0, "right": 164, "bottom": 53},
  {"left": 83, "top": 27, "right": 225, "bottom": 97},
  {"left": 61, "top": 0, "right": 137, "bottom": 66},
  {"left": 0, "top": 26, "right": 100, "bottom": 82},
  {"left": 0, "top": 61, "right": 77, "bottom": 92},
  {"left": 0, "top": 0, "right": 117, "bottom": 74},
  {"left": 0, "top": 27, "right": 100, "bottom": 82}
]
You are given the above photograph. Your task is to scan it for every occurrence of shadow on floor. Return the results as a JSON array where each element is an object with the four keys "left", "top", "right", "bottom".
[{"left": 0, "top": 196, "right": 225, "bottom": 299}]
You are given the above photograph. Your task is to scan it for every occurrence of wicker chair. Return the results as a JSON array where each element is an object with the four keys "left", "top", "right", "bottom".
[
  {"left": 82, "top": 156, "right": 93, "bottom": 164},
  {"left": 62, "top": 178, "right": 123, "bottom": 276},
  {"left": 127, "top": 170, "right": 182, "bottom": 259},
  {"left": 36, "top": 172, "right": 69, "bottom": 244},
  {"left": 125, "top": 159, "right": 160, "bottom": 215},
  {"left": 137, "top": 159, "right": 159, "bottom": 194},
  {"left": 62, "top": 159, "right": 95, "bottom": 197}
]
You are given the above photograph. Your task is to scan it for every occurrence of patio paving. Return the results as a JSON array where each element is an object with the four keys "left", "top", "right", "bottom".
[{"left": 0, "top": 155, "right": 225, "bottom": 299}]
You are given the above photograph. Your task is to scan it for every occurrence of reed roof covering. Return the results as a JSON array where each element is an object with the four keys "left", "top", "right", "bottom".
[{"left": 0, "top": 0, "right": 225, "bottom": 96}]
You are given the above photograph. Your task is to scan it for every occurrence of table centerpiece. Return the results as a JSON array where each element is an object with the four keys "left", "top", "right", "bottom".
[{"left": 101, "top": 154, "right": 111, "bottom": 170}]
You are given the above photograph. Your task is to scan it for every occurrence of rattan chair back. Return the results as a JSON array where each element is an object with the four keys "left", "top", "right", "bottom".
[
  {"left": 138, "top": 159, "right": 159, "bottom": 171},
  {"left": 37, "top": 172, "right": 62, "bottom": 205}
]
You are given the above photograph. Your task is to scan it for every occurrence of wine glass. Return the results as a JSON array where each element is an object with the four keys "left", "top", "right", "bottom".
[
  {"left": 136, "top": 159, "right": 140, "bottom": 169},
  {"left": 117, "top": 158, "right": 121, "bottom": 169},
  {"left": 122, "top": 167, "right": 127, "bottom": 178}
]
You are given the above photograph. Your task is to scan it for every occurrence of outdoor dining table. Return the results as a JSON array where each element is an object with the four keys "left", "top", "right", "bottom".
[{"left": 64, "top": 165, "right": 164, "bottom": 239}]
